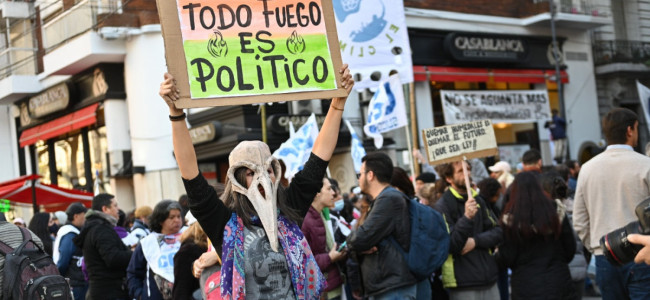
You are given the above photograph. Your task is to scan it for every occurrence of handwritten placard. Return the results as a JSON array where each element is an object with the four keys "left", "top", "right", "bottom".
[
  {"left": 441, "top": 90, "right": 552, "bottom": 124},
  {"left": 156, "top": 0, "right": 348, "bottom": 108},
  {"left": 422, "top": 120, "right": 498, "bottom": 165}
]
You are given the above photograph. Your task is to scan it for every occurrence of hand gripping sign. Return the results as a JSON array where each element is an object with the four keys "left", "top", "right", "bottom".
[{"left": 156, "top": 0, "right": 348, "bottom": 108}]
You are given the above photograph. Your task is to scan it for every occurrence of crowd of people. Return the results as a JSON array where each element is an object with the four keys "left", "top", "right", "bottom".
[{"left": 2, "top": 69, "right": 650, "bottom": 300}]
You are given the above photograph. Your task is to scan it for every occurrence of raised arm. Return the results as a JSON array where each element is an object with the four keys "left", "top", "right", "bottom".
[
  {"left": 311, "top": 64, "right": 354, "bottom": 161},
  {"left": 160, "top": 73, "right": 199, "bottom": 180}
]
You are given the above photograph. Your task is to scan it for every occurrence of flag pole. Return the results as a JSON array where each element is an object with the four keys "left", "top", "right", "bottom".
[{"left": 409, "top": 82, "right": 420, "bottom": 177}]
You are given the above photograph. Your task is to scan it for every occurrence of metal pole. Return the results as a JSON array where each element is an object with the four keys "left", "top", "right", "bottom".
[
  {"left": 81, "top": 128, "right": 93, "bottom": 193},
  {"left": 549, "top": 0, "right": 569, "bottom": 161},
  {"left": 261, "top": 104, "right": 268, "bottom": 143},
  {"left": 30, "top": 145, "right": 38, "bottom": 214}
]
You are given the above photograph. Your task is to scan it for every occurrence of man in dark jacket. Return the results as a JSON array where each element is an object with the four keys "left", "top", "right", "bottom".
[
  {"left": 347, "top": 152, "right": 418, "bottom": 298},
  {"left": 434, "top": 161, "right": 502, "bottom": 300},
  {"left": 74, "top": 193, "right": 133, "bottom": 300}
]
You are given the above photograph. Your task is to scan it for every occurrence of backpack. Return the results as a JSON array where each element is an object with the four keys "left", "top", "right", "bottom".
[
  {"left": 387, "top": 193, "right": 450, "bottom": 280},
  {"left": 0, "top": 226, "right": 72, "bottom": 300}
]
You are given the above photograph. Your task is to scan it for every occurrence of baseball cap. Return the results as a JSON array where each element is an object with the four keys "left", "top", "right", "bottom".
[
  {"left": 13, "top": 217, "right": 25, "bottom": 225},
  {"left": 489, "top": 161, "right": 512, "bottom": 173},
  {"left": 54, "top": 211, "right": 67, "bottom": 224}
]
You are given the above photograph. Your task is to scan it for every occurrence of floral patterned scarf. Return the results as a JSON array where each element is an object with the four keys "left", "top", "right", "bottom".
[{"left": 220, "top": 212, "right": 326, "bottom": 299}]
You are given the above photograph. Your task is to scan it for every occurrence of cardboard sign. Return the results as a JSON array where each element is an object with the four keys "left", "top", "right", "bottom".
[
  {"left": 440, "top": 90, "right": 552, "bottom": 124},
  {"left": 422, "top": 120, "right": 498, "bottom": 165},
  {"left": 156, "top": 0, "right": 349, "bottom": 108}
]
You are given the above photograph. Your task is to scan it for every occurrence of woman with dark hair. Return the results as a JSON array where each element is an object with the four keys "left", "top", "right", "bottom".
[
  {"left": 496, "top": 172, "right": 576, "bottom": 300},
  {"left": 390, "top": 167, "right": 415, "bottom": 199},
  {"left": 127, "top": 200, "right": 183, "bottom": 300},
  {"left": 172, "top": 212, "right": 208, "bottom": 300},
  {"left": 28, "top": 212, "right": 54, "bottom": 255}
]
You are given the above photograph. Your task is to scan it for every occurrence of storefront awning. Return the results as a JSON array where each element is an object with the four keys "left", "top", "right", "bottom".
[
  {"left": 0, "top": 175, "right": 92, "bottom": 212},
  {"left": 19, "top": 103, "right": 99, "bottom": 147},
  {"left": 413, "top": 66, "right": 569, "bottom": 84}
]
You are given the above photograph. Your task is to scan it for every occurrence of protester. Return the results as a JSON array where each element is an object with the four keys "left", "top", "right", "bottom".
[
  {"left": 54, "top": 202, "right": 88, "bottom": 300},
  {"left": 346, "top": 152, "right": 418, "bottom": 299},
  {"left": 115, "top": 209, "right": 129, "bottom": 239},
  {"left": 302, "top": 177, "right": 347, "bottom": 299},
  {"left": 477, "top": 178, "right": 503, "bottom": 218},
  {"left": 160, "top": 64, "right": 353, "bottom": 299},
  {"left": 74, "top": 193, "right": 133, "bottom": 300},
  {"left": 391, "top": 166, "right": 416, "bottom": 199},
  {"left": 172, "top": 212, "right": 206, "bottom": 300},
  {"left": 0, "top": 221, "right": 44, "bottom": 299},
  {"left": 496, "top": 172, "right": 575, "bottom": 299},
  {"left": 415, "top": 172, "right": 436, "bottom": 202},
  {"left": 28, "top": 212, "right": 54, "bottom": 256},
  {"left": 564, "top": 160, "right": 580, "bottom": 196},
  {"left": 521, "top": 149, "right": 543, "bottom": 173},
  {"left": 573, "top": 108, "right": 650, "bottom": 299},
  {"left": 545, "top": 109, "right": 568, "bottom": 164},
  {"left": 127, "top": 200, "right": 184, "bottom": 300},
  {"left": 434, "top": 161, "right": 502, "bottom": 300},
  {"left": 131, "top": 206, "right": 153, "bottom": 240},
  {"left": 12, "top": 217, "right": 26, "bottom": 227},
  {"left": 488, "top": 161, "right": 514, "bottom": 189}
]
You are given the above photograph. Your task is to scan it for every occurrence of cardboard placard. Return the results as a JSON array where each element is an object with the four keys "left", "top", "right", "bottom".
[
  {"left": 156, "top": 0, "right": 349, "bottom": 108},
  {"left": 422, "top": 120, "right": 499, "bottom": 165}
]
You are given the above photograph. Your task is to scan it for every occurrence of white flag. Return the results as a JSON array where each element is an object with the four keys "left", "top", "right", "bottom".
[
  {"left": 345, "top": 119, "right": 366, "bottom": 173},
  {"left": 272, "top": 114, "right": 320, "bottom": 180},
  {"left": 637, "top": 81, "right": 650, "bottom": 134},
  {"left": 363, "top": 75, "right": 408, "bottom": 149}
]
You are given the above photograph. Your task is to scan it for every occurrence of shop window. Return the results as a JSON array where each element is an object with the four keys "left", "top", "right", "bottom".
[
  {"left": 199, "top": 162, "right": 218, "bottom": 187},
  {"left": 486, "top": 82, "right": 508, "bottom": 90}
]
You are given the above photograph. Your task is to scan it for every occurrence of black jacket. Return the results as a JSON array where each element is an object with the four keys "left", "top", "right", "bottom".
[
  {"left": 346, "top": 186, "right": 417, "bottom": 296},
  {"left": 496, "top": 214, "right": 576, "bottom": 300},
  {"left": 172, "top": 241, "right": 206, "bottom": 300},
  {"left": 74, "top": 210, "right": 132, "bottom": 299},
  {"left": 434, "top": 188, "right": 502, "bottom": 290}
]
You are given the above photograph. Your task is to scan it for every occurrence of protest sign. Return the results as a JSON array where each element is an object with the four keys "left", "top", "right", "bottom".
[
  {"left": 441, "top": 90, "right": 552, "bottom": 124},
  {"left": 156, "top": 0, "right": 349, "bottom": 108},
  {"left": 422, "top": 120, "right": 498, "bottom": 165}
]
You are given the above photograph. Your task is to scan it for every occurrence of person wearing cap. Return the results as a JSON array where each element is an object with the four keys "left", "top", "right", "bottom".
[
  {"left": 12, "top": 217, "right": 26, "bottom": 227},
  {"left": 489, "top": 161, "right": 515, "bottom": 190},
  {"left": 54, "top": 202, "right": 89, "bottom": 300},
  {"left": 415, "top": 172, "right": 437, "bottom": 203}
]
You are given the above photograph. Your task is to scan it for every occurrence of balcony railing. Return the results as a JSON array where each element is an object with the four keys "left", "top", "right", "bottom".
[
  {"left": 556, "top": 0, "right": 605, "bottom": 17},
  {"left": 593, "top": 40, "right": 650, "bottom": 65}
]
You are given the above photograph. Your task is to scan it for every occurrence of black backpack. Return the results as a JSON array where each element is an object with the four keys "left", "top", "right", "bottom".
[{"left": 0, "top": 226, "right": 72, "bottom": 300}]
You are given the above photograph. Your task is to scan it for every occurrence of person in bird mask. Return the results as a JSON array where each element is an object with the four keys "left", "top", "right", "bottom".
[{"left": 159, "top": 64, "right": 354, "bottom": 300}]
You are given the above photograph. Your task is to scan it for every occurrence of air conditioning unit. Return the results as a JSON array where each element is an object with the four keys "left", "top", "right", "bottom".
[
  {"left": 106, "top": 150, "right": 132, "bottom": 177},
  {"left": 290, "top": 99, "right": 322, "bottom": 115},
  {"left": 98, "top": 27, "right": 128, "bottom": 40}
]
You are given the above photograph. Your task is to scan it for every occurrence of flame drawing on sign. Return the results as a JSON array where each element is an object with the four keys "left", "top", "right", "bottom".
[
  {"left": 207, "top": 30, "right": 228, "bottom": 58},
  {"left": 286, "top": 31, "right": 306, "bottom": 54}
]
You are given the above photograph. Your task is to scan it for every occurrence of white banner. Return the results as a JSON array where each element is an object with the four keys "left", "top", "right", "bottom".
[
  {"left": 345, "top": 119, "right": 366, "bottom": 173},
  {"left": 441, "top": 90, "right": 552, "bottom": 124},
  {"left": 364, "top": 75, "right": 408, "bottom": 149},
  {"left": 637, "top": 81, "right": 650, "bottom": 134},
  {"left": 272, "top": 114, "right": 319, "bottom": 180},
  {"left": 334, "top": 0, "right": 413, "bottom": 89}
]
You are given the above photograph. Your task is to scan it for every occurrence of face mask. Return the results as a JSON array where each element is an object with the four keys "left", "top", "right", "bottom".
[{"left": 332, "top": 199, "right": 345, "bottom": 212}]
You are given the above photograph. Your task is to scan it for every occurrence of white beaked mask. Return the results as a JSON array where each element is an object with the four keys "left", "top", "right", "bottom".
[{"left": 222, "top": 141, "right": 282, "bottom": 251}]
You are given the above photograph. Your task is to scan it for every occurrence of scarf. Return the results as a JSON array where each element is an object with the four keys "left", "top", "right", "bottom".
[{"left": 221, "top": 212, "right": 326, "bottom": 300}]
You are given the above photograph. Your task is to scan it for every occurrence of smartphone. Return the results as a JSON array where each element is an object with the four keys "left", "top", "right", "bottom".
[{"left": 337, "top": 241, "right": 347, "bottom": 252}]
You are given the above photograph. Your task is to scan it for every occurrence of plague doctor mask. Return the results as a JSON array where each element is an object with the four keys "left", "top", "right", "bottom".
[{"left": 222, "top": 141, "right": 283, "bottom": 251}]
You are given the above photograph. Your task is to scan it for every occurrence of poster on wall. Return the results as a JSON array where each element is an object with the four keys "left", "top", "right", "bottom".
[
  {"left": 156, "top": 0, "right": 349, "bottom": 108},
  {"left": 440, "top": 90, "right": 552, "bottom": 124},
  {"left": 422, "top": 120, "right": 499, "bottom": 165},
  {"left": 334, "top": 0, "right": 413, "bottom": 89},
  {"left": 497, "top": 144, "right": 530, "bottom": 171}
]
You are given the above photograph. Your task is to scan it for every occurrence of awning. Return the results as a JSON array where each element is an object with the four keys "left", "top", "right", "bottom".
[
  {"left": 413, "top": 66, "right": 569, "bottom": 84},
  {"left": 0, "top": 175, "right": 92, "bottom": 212},
  {"left": 19, "top": 103, "right": 100, "bottom": 147}
]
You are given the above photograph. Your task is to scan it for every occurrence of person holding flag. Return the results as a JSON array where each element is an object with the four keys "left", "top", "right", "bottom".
[{"left": 159, "top": 63, "right": 354, "bottom": 299}]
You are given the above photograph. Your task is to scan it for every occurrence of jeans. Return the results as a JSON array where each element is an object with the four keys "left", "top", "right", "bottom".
[
  {"left": 370, "top": 283, "right": 417, "bottom": 300},
  {"left": 595, "top": 255, "right": 650, "bottom": 300},
  {"left": 416, "top": 279, "right": 431, "bottom": 300},
  {"left": 72, "top": 285, "right": 88, "bottom": 300}
]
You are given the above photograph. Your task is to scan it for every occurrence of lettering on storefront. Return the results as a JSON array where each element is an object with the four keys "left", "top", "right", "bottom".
[
  {"left": 422, "top": 120, "right": 498, "bottom": 165},
  {"left": 268, "top": 114, "right": 326, "bottom": 134},
  {"left": 28, "top": 83, "right": 70, "bottom": 118},
  {"left": 445, "top": 33, "right": 529, "bottom": 63},
  {"left": 189, "top": 122, "right": 221, "bottom": 144}
]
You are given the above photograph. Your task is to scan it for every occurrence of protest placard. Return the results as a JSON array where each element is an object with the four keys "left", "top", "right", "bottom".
[
  {"left": 441, "top": 90, "right": 552, "bottom": 124},
  {"left": 156, "top": 0, "right": 349, "bottom": 108},
  {"left": 422, "top": 120, "right": 498, "bottom": 165}
]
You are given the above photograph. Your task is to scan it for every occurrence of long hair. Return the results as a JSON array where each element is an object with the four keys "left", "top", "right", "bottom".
[
  {"left": 501, "top": 172, "right": 561, "bottom": 243},
  {"left": 180, "top": 221, "right": 208, "bottom": 249},
  {"left": 28, "top": 212, "right": 53, "bottom": 255},
  {"left": 391, "top": 167, "right": 415, "bottom": 198},
  {"left": 223, "top": 167, "right": 303, "bottom": 229}
]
